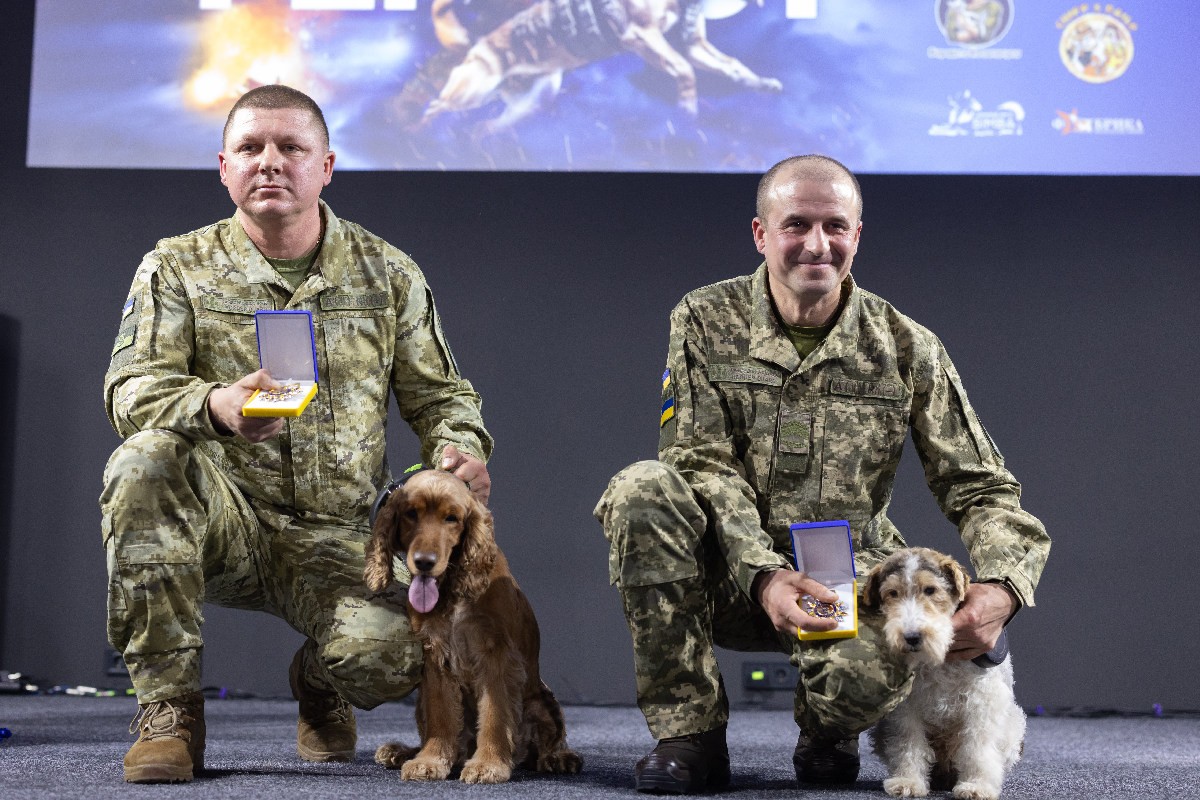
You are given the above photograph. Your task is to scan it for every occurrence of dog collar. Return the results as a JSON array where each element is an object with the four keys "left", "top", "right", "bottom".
[{"left": 369, "top": 463, "right": 427, "bottom": 527}]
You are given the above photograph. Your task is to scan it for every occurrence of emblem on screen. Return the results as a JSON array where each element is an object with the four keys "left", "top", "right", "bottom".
[
  {"left": 1056, "top": 7, "right": 1136, "bottom": 84},
  {"left": 935, "top": 0, "right": 1014, "bottom": 49}
]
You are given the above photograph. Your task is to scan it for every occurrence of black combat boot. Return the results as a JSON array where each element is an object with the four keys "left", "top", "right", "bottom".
[
  {"left": 634, "top": 724, "right": 730, "bottom": 794},
  {"left": 793, "top": 731, "right": 860, "bottom": 785}
]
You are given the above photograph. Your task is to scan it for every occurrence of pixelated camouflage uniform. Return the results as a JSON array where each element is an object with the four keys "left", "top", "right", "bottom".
[
  {"left": 595, "top": 265, "right": 1049, "bottom": 739},
  {"left": 101, "top": 201, "right": 492, "bottom": 707}
]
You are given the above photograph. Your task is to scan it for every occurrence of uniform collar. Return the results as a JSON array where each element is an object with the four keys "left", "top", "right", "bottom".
[
  {"left": 230, "top": 200, "right": 349, "bottom": 305},
  {"left": 749, "top": 263, "right": 862, "bottom": 373}
]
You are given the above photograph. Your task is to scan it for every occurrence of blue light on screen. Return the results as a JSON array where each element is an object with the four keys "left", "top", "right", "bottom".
[{"left": 26, "top": 0, "right": 1199, "bottom": 174}]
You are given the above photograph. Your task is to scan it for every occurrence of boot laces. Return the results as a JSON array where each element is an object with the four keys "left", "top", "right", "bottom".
[
  {"left": 129, "top": 699, "right": 189, "bottom": 740},
  {"left": 304, "top": 693, "right": 352, "bottom": 725}
]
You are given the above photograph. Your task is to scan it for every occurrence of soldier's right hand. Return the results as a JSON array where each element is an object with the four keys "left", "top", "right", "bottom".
[
  {"left": 207, "top": 369, "right": 286, "bottom": 443},
  {"left": 753, "top": 568, "right": 840, "bottom": 636}
]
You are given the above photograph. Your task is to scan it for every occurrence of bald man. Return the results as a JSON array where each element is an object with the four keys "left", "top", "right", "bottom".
[{"left": 595, "top": 155, "right": 1049, "bottom": 793}]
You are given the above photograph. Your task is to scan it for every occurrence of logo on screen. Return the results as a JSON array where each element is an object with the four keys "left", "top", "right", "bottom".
[
  {"left": 928, "top": 91, "right": 1024, "bottom": 137},
  {"left": 936, "top": 0, "right": 1014, "bottom": 48},
  {"left": 1057, "top": 8, "right": 1136, "bottom": 84},
  {"left": 1051, "top": 109, "right": 1144, "bottom": 136}
]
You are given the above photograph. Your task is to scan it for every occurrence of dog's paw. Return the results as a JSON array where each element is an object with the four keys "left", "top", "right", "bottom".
[
  {"left": 884, "top": 776, "right": 930, "bottom": 797},
  {"left": 952, "top": 780, "right": 1000, "bottom": 800},
  {"left": 538, "top": 748, "right": 583, "bottom": 774},
  {"left": 375, "top": 742, "right": 419, "bottom": 769},
  {"left": 460, "top": 758, "right": 512, "bottom": 784},
  {"left": 400, "top": 757, "right": 452, "bottom": 781}
]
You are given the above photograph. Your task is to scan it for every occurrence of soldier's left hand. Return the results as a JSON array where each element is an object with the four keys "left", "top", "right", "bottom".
[
  {"left": 440, "top": 444, "right": 491, "bottom": 506},
  {"left": 947, "top": 582, "right": 1016, "bottom": 661}
]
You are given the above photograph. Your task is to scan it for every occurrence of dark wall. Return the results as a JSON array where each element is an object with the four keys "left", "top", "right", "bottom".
[{"left": 4, "top": 1, "right": 1198, "bottom": 713}]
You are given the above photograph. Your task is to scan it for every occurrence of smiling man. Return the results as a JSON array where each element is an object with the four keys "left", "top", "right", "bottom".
[
  {"left": 101, "top": 85, "right": 493, "bottom": 783},
  {"left": 595, "top": 155, "right": 1050, "bottom": 793}
]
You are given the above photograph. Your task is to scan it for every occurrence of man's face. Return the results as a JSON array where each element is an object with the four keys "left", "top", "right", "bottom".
[
  {"left": 219, "top": 107, "right": 333, "bottom": 226},
  {"left": 752, "top": 171, "right": 862, "bottom": 314}
]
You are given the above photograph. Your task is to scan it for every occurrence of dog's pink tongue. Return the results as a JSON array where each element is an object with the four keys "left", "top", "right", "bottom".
[{"left": 408, "top": 575, "right": 439, "bottom": 614}]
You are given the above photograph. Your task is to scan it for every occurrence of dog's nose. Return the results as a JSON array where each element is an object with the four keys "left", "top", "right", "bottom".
[
  {"left": 904, "top": 633, "right": 922, "bottom": 648},
  {"left": 412, "top": 553, "right": 438, "bottom": 573}
]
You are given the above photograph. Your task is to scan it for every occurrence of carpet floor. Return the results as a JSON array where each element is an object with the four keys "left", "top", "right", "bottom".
[{"left": 1, "top": 696, "right": 1197, "bottom": 799}]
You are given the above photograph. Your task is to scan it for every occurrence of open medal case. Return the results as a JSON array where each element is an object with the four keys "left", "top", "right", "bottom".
[
  {"left": 789, "top": 520, "right": 858, "bottom": 641},
  {"left": 241, "top": 310, "right": 319, "bottom": 418}
]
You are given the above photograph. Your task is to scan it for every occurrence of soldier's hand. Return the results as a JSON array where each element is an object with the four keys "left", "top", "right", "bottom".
[
  {"left": 207, "top": 369, "right": 286, "bottom": 443},
  {"left": 753, "top": 568, "right": 840, "bottom": 636},
  {"left": 947, "top": 582, "right": 1016, "bottom": 661},
  {"left": 440, "top": 444, "right": 491, "bottom": 506}
]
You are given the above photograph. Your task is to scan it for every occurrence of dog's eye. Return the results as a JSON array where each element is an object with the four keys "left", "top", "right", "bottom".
[
  {"left": 923, "top": 586, "right": 937, "bottom": 596},
  {"left": 445, "top": 514, "right": 459, "bottom": 523},
  {"left": 885, "top": 589, "right": 899, "bottom": 599},
  {"left": 403, "top": 510, "right": 417, "bottom": 521}
]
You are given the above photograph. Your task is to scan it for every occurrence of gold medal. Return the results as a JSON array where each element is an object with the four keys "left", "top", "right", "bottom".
[
  {"left": 801, "top": 596, "right": 848, "bottom": 621},
  {"left": 258, "top": 383, "right": 302, "bottom": 402}
]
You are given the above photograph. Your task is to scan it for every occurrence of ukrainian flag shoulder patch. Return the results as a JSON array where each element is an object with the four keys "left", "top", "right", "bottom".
[{"left": 660, "top": 368, "right": 676, "bottom": 427}]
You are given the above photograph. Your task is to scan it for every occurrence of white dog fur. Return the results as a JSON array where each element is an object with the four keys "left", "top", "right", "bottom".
[{"left": 863, "top": 548, "right": 1025, "bottom": 800}]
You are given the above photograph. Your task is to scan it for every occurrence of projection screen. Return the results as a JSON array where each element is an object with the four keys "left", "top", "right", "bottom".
[{"left": 26, "top": 0, "right": 1197, "bottom": 174}]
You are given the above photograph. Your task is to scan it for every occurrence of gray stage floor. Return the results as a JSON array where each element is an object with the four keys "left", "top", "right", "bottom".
[{"left": 1, "top": 695, "right": 1197, "bottom": 799}]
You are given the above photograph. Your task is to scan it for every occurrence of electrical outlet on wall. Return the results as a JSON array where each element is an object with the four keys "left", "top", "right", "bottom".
[
  {"left": 742, "top": 661, "right": 797, "bottom": 691},
  {"left": 104, "top": 648, "right": 130, "bottom": 680}
]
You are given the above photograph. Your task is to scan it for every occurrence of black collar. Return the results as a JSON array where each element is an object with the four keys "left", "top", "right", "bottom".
[{"left": 368, "top": 464, "right": 428, "bottom": 527}]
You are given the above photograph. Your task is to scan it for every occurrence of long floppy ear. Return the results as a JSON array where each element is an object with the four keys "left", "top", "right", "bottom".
[
  {"left": 455, "top": 497, "right": 497, "bottom": 603},
  {"left": 939, "top": 553, "right": 971, "bottom": 604},
  {"left": 364, "top": 490, "right": 403, "bottom": 593}
]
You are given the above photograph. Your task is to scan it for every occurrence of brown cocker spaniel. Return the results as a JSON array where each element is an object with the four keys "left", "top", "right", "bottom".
[{"left": 364, "top": 468, "right": 582, "bottom": 783}]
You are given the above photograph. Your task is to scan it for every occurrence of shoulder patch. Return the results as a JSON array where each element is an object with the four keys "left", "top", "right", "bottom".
[
  {"left": 660, "top": 368, "right": 676, "bottom": 427},
  {"left": 111, "top": 331, "right": 135, "bottom": 356}
]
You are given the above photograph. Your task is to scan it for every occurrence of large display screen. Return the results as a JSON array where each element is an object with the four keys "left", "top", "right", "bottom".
[{"left": 27, "top": 0, "right": 1197, "bottom": 174}]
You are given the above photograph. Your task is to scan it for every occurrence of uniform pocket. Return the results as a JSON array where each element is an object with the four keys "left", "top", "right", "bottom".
[{"left": 819, "top": 399, "right": 908, "bottom": 517}]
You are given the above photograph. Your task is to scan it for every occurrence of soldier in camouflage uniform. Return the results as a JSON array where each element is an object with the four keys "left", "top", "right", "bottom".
[
  {"left": 100, "top": 85, "right": 493, "bottom": 784},
  {"left": 595, "top": 155, "right": 1049, "bottom": 793}
]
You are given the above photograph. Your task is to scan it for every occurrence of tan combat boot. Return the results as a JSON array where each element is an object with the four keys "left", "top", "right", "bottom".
[
  {"left": 124, "top": 692, "right": 205, "bottom": 783},
  {"left": 289, "top": 646, "right": 357, "bottom": 762}
]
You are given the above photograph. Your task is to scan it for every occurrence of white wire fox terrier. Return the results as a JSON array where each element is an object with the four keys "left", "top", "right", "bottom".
[{"left": 862, "top": 548, "right": 1026, "bottom": 800}]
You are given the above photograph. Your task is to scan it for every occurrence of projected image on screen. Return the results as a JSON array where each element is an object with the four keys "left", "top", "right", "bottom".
[{"left": 26, "top": 0, "right": 1198, "bottom": 174}]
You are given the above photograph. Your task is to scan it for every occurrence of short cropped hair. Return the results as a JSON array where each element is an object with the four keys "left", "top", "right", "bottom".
[
  {"left": 222, "top": 85, "right": 330, "bottom": 150},
  {"left": 756, "top": 155, "right": 863, "bottom": 223}
]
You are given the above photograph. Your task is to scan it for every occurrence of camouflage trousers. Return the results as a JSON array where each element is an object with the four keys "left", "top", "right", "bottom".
[
  {"left": 595, "top": 460, "right": 913, "bottom": 740},
  {"left": 99, "top": 429, "right": 422, "bottom": 708}
]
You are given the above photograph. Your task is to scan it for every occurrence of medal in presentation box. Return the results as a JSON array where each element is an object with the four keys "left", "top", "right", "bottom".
[
  {"left": 241, "top": 310, "right": 318, "bottom": 418},
  {"left": 790, "top": 520, "right": 858, "bottom": 641}
]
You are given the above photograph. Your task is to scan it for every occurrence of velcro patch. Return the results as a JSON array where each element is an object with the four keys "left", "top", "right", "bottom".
[
  {"left": 320, "top": 292, "right": 388, "bottom": 310},
  {"left": 708, "top": 362, "right": 783, "bottom": 386},
  {"left": 829, "top": 377, "right": 904, "bottom": 401},
  {"left": 202, "top": 297, "right": 273, "bottom": 315},
  {"left": 777, "top": 409, "right": 812, "bottom": 454}
]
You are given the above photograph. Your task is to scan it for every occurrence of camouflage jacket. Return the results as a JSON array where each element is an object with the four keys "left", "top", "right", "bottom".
[
  {"left": 104, "top": 201, "right": 493, "bottom": 528},
  {"left": 658, "top": 265, "right": 1049, "bottom": 605}
]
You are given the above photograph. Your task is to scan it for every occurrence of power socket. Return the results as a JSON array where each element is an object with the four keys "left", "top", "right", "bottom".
[
  {"left": 742, "top": 660, "right": 797, "bottom": 691},
  {"left": 104, "top": 648, "right": 130, "bottom": 680}
]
